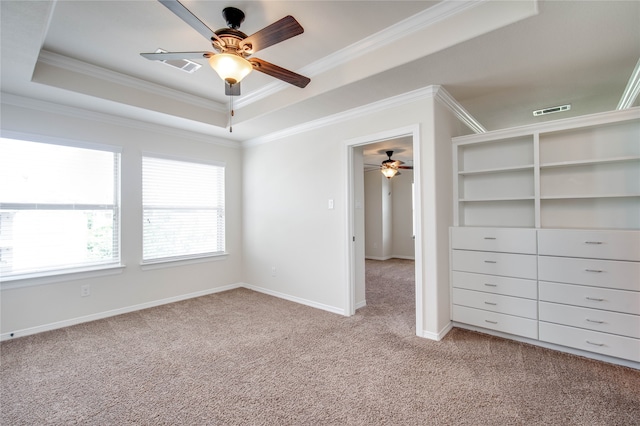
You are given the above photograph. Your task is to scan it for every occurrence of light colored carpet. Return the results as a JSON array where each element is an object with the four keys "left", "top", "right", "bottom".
[{"left": 1, "top": 258, "right": 639, "bottom": 425}]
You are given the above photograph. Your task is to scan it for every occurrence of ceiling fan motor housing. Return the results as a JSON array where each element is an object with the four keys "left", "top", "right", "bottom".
[
  {"left": 213, "top": 29, "right": 249, "bottom": 56},
  {"left": 222, "top": 7, "right": 245, "bottom": 29},
  {"left": 212, "top": 7, "right": 252, "bottom": 56}
]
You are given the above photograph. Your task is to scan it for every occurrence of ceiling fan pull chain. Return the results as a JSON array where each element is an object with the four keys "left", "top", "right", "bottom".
[{"left": 229, "top": 95, "right": 232, "bottom": 133}]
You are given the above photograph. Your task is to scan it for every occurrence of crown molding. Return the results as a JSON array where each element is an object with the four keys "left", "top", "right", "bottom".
[
  {"left": 453, "top": 106, "right": 640, "bottom": 144},
  {"left": 617, "top": 57, "right": 640, "bottom": 110},
  {"left": 242, "top": 86, "right": 441, "bottom": 147},
  {"left": 434, "top": 88, "right": 487, "bottom": 133},
  {"left": 37, "top": 50, "right": 227, "bottom": 114},
  {"left": 235, "top": 0, "right": 484, "bottom": 109},
  {"left": 1, "top": 92, "right": 239, "bottom": 149},
  {"left": 242, "top": 85, "right": 484, "bottom": 147}
]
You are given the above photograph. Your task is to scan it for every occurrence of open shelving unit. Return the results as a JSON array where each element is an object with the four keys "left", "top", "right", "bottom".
[
  {"left": 453, "top": 108, "right": 640, "bottom": 230},
  {"left": 450, "top": 108, "right": 640, "bottom": 368}
]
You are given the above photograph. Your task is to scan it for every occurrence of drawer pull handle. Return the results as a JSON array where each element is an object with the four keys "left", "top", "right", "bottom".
[
  {"left": 586, "top": 319, "right": 605, "bottom": 324},
  {"left": 586, "top": 340, "right": 605, "bottom": 347},
  {"left": 585, "top": 269, "right": 603, "bottom": 273},
  {"left": 484, "top": 301, "right": 497, "bottom": 306},
  {"left": 586, "top": 297, "right": 604, "bottom": 302},
  {"left": 485, "top": 320, "right": 498, "bottom": 324},
  {"left": 484, "top": 237, "right": 496, "bottom": 240},
  {"left": 484, "top": 260, "right": 497, "bottom": 264},
  {"left": 484, "top": 283, "right": 497, "bottom": 287},
  {"left": 584, "top": 241, "right": 603, "bottom": 245}
]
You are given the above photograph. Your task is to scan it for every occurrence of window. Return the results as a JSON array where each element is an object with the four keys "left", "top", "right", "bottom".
[
  {"left": 0, "top": 137, "right": 121, "bottom": 280},
  {"left": 142, "top": 155, "right": 225, "bottom": 263}
]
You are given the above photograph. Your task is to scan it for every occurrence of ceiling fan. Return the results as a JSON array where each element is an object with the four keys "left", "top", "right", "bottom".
[
  {"left": 141, "top": 0, "right": 311, "bottom": 96},
  {"left": 379, "top": 151, "right": 412, "bottom": 179}
]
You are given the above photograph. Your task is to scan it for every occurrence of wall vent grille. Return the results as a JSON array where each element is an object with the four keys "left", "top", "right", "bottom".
[
  {"left": 533, "top": 104, "right": 571, "bottom": 116},
  {"left": 155, "top": 49, "right": 202, "bottom": 74}
]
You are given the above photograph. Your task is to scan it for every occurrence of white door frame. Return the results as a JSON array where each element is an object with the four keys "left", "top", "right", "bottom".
[{"left": 344, "top": 124, "right": 423, "bottom": 336}]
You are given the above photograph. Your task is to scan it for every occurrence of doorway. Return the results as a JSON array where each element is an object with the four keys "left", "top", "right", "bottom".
[{"left": 345, "top": 125, "right": 423, "bottom": 337}]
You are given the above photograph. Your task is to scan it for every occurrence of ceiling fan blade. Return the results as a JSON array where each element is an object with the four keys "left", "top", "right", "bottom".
[
  {"left": 398, "top": 166, "right": 413, "bottom": 169},
  {"left": 158, "top": 0, "right": 224, "bottom": 45},
  {"left": 240, "top": 15, "right": 303, "bottom": 54},
  {"left": 140, "top": 51, "right": 214, "bottom": 61},
  {"left": 248, "top": 58, "right": 310, "bottom": 88}
]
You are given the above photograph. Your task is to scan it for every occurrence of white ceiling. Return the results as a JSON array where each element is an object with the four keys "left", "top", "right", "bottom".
[{"left": 1, "top": 0, "right": 639, "bottom": 149}]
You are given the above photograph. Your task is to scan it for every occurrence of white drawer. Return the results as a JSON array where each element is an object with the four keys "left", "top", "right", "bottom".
[
  {"left": 540, "top": 301, "right": 640, "bottom": 339},
  {"left": 453, "top": 288, "right": 537, "bottom": 319},
  {"left": 538, "top": 229, "right": 640, "bottom": 261},
  {"left": 538, "top": 256, "right": 640, "bottom": 291},
  {"left": 453, "top": 305, "right": 538, "bottom": 339},
  {"left": 452, "top": 271, "right": 537, "bottom": 299},
  {"left": 539, "top": 281, "right": 640, "bottom": 315},
  {"left": 451, "top": 227, "right": 537, "bottom": 254},
  {"left": 452, "top": 250, "right": 537, "bottom": 279},
  {"left": 539, "top": 322, "right": 640, "bottom": 362}
]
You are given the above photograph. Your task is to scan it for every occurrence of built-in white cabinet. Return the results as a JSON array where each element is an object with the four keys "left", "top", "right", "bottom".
[
  {"left": 451, "top": 227, "right": 538, "bottom": 340},
  {"left": 450, "top": 108, "right": 640, "bottom": 367},
  {"left": 454, "top": 135, "right": 535, "bottom": 228},
  {"left": 538, "top": 120, "right": 640, "bottom": 230},
  {"left": 453, "top": 108, "right": 640, "bottom": 229},
  {"left": 537, "top": 229, "right": 640, "bottom": 363},
  {"left": 451, "top": 226, "right": 640, "bottom": 365}
]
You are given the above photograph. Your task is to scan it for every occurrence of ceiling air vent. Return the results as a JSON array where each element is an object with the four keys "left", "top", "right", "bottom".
[
  {"left": 154, "top": 48, "right": 202, "bottom": 74},
  {"left": 533, "top": 104, "right": 571, "bottom": 116}
]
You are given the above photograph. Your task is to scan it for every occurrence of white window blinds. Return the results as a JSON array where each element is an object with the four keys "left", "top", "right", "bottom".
[
  {"left": 142, "top": 155, "right": 225, "bottom": 263},
  {"left": 0, "top": 137, "right": 121, "bottom": 279}
]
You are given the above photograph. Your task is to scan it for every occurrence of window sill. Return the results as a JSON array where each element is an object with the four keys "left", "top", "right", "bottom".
[
  {"left": 140, "top": 253, "right": 229, "bottom": 270},
  {"left": 1, "top": 264, "right": 126, "bottom": 290}
]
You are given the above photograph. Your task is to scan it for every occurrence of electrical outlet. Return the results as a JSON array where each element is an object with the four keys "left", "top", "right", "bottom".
[
  {"left": 271, "top": 266, "right": 277, "bottom": 277},
  {"left": 80, "top": 284, "right": 90, "bottom": 297}
]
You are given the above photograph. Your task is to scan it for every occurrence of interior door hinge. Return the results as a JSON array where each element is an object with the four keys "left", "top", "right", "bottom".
[{"left": 352, "top": 236, "right": 355, "bottom": 242}]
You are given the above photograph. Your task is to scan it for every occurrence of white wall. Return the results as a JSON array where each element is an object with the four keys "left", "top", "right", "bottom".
[
  {"left": 391, "top": 170, "right": 415, "bottom": 259},
  {"left": 242, "top": 87, "right": 465, "bottom": 338},
  {"left": 364, "top": 171, "right": 384, "bottom": 259},
  {"left": 364, "top": 169, "right": 414, "bottom": 260},
  {"left": 420, "top": 97, "right": 464, "bottom": 338},
  {"left": 0, "top": 100, "right": 243, "bottom": 337}
]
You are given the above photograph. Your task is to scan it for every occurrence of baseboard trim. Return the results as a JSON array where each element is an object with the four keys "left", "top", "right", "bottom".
[
  {"left": 391, "top": 255, "right": 415, "bottom": 260},
  {"left": 365, "top": 255, "right": 415, "bottom": 261},
  {"left": 242, "top": 283, "right": 345, "bottom": 316},
  {"left": 421, "top": 321, "right": 453, "bottom": 341},
  {"left": 1, "top": 283, "right": 242, "bottom": 341},
  {"left": 355, "top": 300, "right": 367, "bottom": 310},
  {"left": 365, "top": 256, "right": 392, "bottom": 261}
]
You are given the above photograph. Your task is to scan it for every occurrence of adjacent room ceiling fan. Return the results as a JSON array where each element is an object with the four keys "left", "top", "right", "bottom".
[
  {"left": 141, "top": 0, "right": 311, "bottom": 96},
  {"left": 379, "top": 151, "right": 412, "bottom": 179}
]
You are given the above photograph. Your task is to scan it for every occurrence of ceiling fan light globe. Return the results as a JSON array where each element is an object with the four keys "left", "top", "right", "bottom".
[
  {"left": 208, "top": 54, "right": 253, "bottom": 85},
  {"left": 380, "top": 165, "right": 399, "bottom": 179}
]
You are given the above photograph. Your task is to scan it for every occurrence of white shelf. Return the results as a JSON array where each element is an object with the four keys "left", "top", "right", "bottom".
[
  {"left": 540, "top": 156, "right": 640, "bottom": 169},
  {"left": 541, "top": 194, "right": 640, "bottom": 200},
  {"left": 458, "top": 165, "right": 534, "bottom": 175},
  {"left": 461, "top": 196, "right": 535, "bottom": 202}
]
